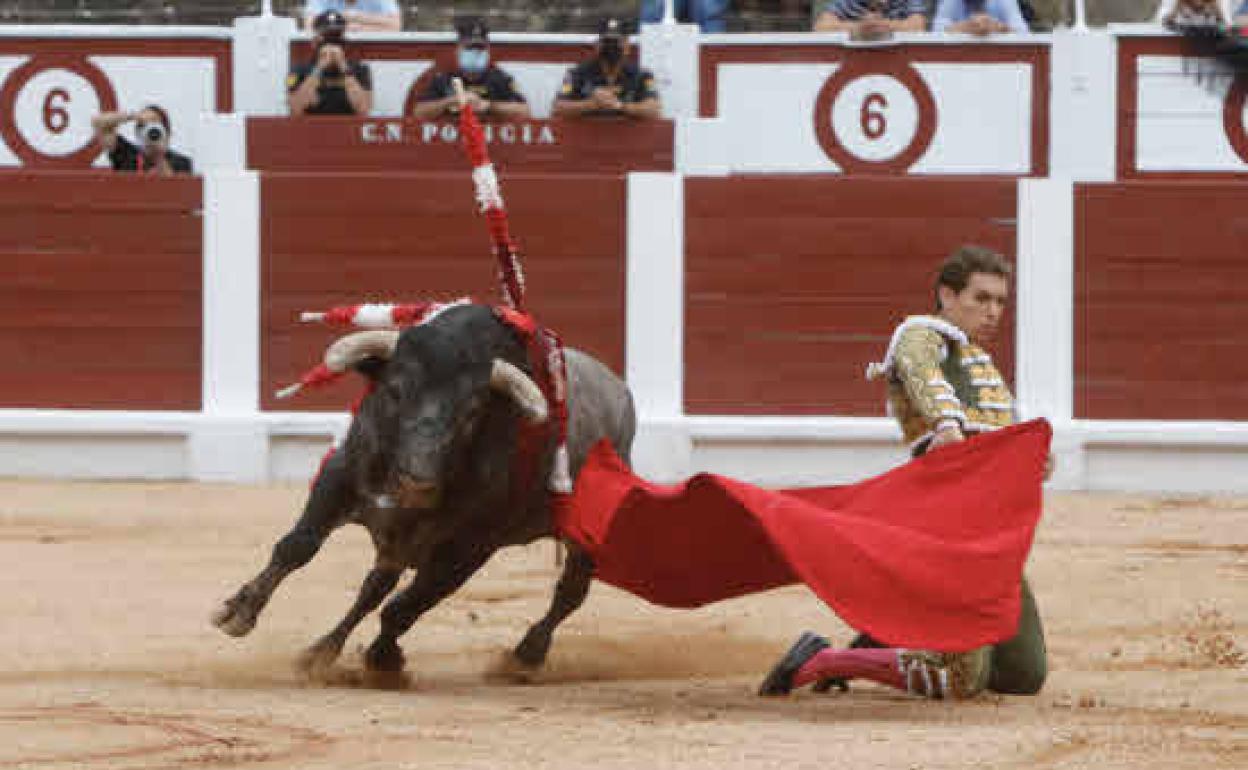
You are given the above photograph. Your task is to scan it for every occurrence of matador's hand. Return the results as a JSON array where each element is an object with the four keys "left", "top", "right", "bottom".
[{"left": 929, "top": 424, "right": 965, "bottom": 450}]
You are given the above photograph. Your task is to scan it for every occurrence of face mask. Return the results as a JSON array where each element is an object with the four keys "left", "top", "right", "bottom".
[
  {"left": 600, "top": 39, "right": 623, "bottom": 64},
  {"left": 458, "top": 48, "right": 489, "bottom": 75}
]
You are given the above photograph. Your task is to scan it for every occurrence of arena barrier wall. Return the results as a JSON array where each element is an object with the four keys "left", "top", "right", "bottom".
[
  {"left": 260, "top": 172, "right": 628, "bottom": 413},
  {"left": 0, "top": 23, "right": 1246, "bottom": 491}
]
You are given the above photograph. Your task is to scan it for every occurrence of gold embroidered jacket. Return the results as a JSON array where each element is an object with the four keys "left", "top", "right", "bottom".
[{"left": 869, "top": 317, "right": 1015, "bottom": 451}]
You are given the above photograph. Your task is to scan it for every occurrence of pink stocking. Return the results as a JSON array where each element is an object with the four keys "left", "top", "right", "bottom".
[{"left": 793, "top": 648, "right": 908, "bottom": 692}]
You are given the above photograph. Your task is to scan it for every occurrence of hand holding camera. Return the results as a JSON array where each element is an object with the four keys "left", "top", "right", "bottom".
[
  {"left": 316, "top": 44, "right": 347, "bottom": 77},
  {"left": 138, "top": 121, "right": 167, "bottom": 147}
]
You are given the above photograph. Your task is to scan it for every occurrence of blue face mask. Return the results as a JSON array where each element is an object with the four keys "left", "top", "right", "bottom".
[{"left": 458, "top": 47, "right": 489, "bottom": 75}]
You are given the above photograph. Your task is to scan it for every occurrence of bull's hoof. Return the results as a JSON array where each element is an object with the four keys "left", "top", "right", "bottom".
[
  {"left": 296, "top": 637, "right": 345, "bottom": 678},
  {"left": 211, "top": 588, "right": 262, "bottom": 638},
  {"left": 486, "top": 650, "right": 542, "bottom": 684},
  {"left": 512, "top": 629, "right": 552, "bottom": 668},
  {"left": 364, "top": 639, "right": 406, "bottom": 673}
]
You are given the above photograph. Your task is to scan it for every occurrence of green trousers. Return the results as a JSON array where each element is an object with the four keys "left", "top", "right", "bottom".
[{"left": 985, "top": 577, "right": 1047, "bottom": 695}]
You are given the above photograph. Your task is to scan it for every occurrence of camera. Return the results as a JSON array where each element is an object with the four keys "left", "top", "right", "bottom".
[{"left": 140, "top": 123, "right": 166, "bottom": 145}]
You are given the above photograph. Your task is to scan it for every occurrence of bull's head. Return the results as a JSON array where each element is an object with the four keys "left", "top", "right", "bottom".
[{"left": 328, "top": 329, "right": 548, "bottom": 510}]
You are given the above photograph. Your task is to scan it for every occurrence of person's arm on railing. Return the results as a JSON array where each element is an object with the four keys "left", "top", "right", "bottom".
[
  {"left": 814, "top": 12, "right": 856, "bottom": 32},
  {"left": 343, "top": 9, "right": 401, "bottom": 32},
  {"left": 412, "top": 96, "right": 456, "bottom": 119},
  {"left": 486, "top": 98, "right": 531, "bottom": 120},
  {"left": 621, "top": 96, "right": 661, "bottom": 120},
  {"left": 888, "top": 11, "right": 928, "bottom": 32}
]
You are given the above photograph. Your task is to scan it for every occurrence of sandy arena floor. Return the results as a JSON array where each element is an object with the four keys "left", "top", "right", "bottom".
[{"left": 1, "top": 479, "right": 1245, "bottom": 769}]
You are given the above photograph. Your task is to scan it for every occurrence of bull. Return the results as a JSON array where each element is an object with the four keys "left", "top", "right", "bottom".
[{"left": 211, "top": 303, "right": 635, "bottom": 676}]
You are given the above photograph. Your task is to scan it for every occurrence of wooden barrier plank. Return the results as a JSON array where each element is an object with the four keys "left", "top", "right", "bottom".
[
  {"left": 0, "top": 173, "right": 202, "bottom": 409},
  {"left": 685, "top": 176, "right": 1017, "bottom": 416},
  {"left": 1076, "top": 182, "right": 1248, "bottom": 420}
]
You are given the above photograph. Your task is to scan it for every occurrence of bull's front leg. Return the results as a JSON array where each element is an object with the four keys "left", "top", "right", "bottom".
[
  {"left": 298, "top": 559, "right": 403, "bottom": 676},
  {"left": 513, "top": 542, "right": 593, "bottom": 667},
  {"left": 212, "top": 450, "right": 356, "bottom": 637},
  {"left": 363, "top": 538, "right": 495, "bottom": 674}
]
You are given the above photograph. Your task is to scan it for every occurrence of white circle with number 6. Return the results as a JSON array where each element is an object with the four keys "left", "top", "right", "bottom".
[
  {"left": 828, "top": 74, "right": 919, "bottom": 163},
  {"left": 12, "top": 68, "right": 102, "bottom": 157}
]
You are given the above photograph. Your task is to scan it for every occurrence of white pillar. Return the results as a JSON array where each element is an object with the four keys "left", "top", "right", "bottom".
[
  {"left": 1049, "top": 28, "right": 1117, "bottom": 181},
  {"left": 626, "top": 172, "right": 691, "bottom": 481},
  {"left": 640, "top": 21, "right": 700, "bottom": 120},
  {"left": 196, "top": 112, "right": 247, "bottom": 171},
  {"left": 232, "top": 13, "right": 296, "bottom": 116},
  {"left": 1016, "top": 177, "right": 1083, "bottom": 489},
  {"left": 193, "top": 170, "right": 266, "bottom": 481}
]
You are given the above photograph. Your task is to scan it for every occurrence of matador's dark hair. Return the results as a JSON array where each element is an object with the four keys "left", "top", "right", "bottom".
[{"left": 933, "top": 245, "right": 1012, "bottom": 311}]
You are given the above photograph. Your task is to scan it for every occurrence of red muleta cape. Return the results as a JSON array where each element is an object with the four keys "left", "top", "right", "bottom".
[{"left": 555, "top": 419, "right": 1051, "bottom": 653}]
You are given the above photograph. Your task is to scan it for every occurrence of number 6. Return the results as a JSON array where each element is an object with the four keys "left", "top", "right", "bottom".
[
  {"left": 43, "top": 88, "right": 71, "bottom": 134},
  {"left": 860, "top": 92, "right": 887, "bottom": 140}
]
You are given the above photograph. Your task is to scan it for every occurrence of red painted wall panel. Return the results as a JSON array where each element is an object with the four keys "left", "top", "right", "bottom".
[
  {"left": 1076, "top": 183, "right": 1248, "bottom": 420},
  {"left": 262, "top": 172, "right": 626, "bottom": 411},
  {"left": 685, "top": 176, "right": 1017, "bottom": 415},
  {"left": 0, "top": 172, "right": 202, "bottom": 409}
]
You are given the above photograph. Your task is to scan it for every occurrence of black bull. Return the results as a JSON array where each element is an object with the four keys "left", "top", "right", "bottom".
[{"left": 212, "top": 305, "right": 636, "bottom": 675}]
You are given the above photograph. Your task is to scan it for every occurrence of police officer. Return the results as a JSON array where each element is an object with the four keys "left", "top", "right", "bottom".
[
  {"left": 411, "top": 17, "right": 530, "bottom": 120},
  {"left": 288, "top": 10, "right": 374, "bottom": 115},
  {"left": 552, "top": 18, "right": 661, "bottom": 120}
]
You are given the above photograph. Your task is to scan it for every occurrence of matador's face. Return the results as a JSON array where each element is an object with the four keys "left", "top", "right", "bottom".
[{"left": 939, "top": 272, "right": 1009, "bottom": 345}]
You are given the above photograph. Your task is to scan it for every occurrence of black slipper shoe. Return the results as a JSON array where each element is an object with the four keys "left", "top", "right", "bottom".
[{"left": 758, "top": 631, "right": 830, "bottom": 696}]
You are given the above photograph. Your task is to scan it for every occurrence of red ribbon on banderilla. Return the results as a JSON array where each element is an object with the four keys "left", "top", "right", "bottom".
[
  {"left": 453, "top": 78, "right": 571, "bottom": 491},
  {"left": 274, "top": 300, "right": 471, "bottom": 399},
  {"left": 453, "top": 78, "right": 527, "bottom": 312}
]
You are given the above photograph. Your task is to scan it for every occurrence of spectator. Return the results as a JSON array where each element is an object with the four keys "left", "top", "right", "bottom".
[
  {"left": 302, "top": 0, "right": 401, "bottom": 33},
  {"left": 933, "top": 0, "right": 1030, "bottom": 34},
  {"left": 814, "top": 0, "right": 927, "bottom": 40},
  {"left": 411, "top": 17, "right": 531, "bottom": 121},
  {"left": 288, "top": 10, "right": 374, "bottom": 116},
  {"left": 1159, "top": 0, "right": 1230, "bottom": 28},
  {"left": 640, "top": 0, "right": 729, "bottom": 33},
  {"left": 91, "top": 104, "right": 193, "bottom": 175},
  {"left": 552, "top": 17, "right": 662, "bottom": 120}
]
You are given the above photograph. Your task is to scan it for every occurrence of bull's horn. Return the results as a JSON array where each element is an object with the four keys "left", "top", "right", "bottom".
[
  {"left": 323, "top": 330, "right": 401, "bottom": 372},
  {"left": 490, "top": 359, "right": 548, "bottom": 424}
]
